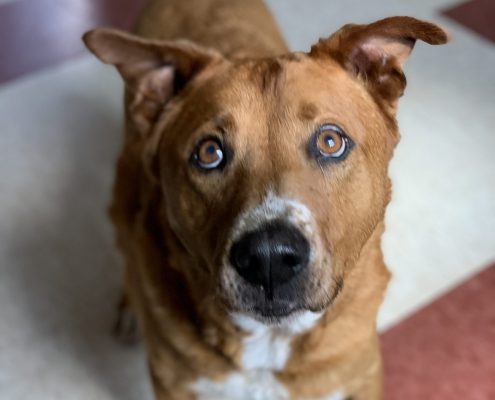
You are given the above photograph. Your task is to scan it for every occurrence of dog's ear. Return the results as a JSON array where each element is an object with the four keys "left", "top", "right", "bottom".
[
  {"left": 310, "top": 17, "right": 448, "bottom": 113},
  {"left": 83, "top": 28, "right": 222, "bottom": 134}
]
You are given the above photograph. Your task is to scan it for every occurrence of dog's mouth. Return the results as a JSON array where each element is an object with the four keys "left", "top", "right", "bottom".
[
  {"left": 253, "top": 300, "right": 299, "bottom": 319},
  {"left": 219, "top": 278, "right": 334, "bottom": 324},
  {"left": 218, "top": 252, "right": 342, "bottom": 324},
  {"left": 252, "top": 303, "right": 328, "bottom": 322},
  {"left": 229, "top": 300, "right": 332, "bottom": 327}
]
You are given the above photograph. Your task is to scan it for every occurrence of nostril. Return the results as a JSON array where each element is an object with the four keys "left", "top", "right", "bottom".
[
  {"left": 246, "top": 254, "right": 263, "bottom": 270},
  {"left": 233, "top": 251, "right": 249, "bottom": 271},
  {"left": 282, "top": 253, "right": 301, "bottom": 269},
  {"left": 229, "top": 220, "right": 310, "bottom": 290}
]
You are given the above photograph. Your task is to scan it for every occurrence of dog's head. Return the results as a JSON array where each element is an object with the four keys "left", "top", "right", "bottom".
[{"left": 84, "top": 17, "right": 447, "bottom": 323}]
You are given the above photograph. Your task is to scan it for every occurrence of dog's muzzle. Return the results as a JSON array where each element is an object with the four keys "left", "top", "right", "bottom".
[
  {"left": 220, "top": 193, "right": 323, "bottom": 320},
  {"left": 229, "top": 220, "right": 310, "bottom": 300}
]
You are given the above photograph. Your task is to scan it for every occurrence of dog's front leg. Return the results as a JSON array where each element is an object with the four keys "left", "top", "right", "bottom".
[
  {"left": 148, "top": 359, "right": 199, "bottom": 400},
  {"left": 112, "top": 265, "right": 142, "bottom": 345},
  {"left": 352, "top": 378, "right": 383, "bottom": 400},
  {"left": 350, "top": 357, "right": 384, "bottom": 400},
  {"left": 113, "top": 291, "right": 140, "bottom": 345}
]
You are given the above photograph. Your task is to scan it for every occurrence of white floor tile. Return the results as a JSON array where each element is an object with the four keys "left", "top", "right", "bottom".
[{"left": 0, "top": 57, "right": 153, "bottom": 400}]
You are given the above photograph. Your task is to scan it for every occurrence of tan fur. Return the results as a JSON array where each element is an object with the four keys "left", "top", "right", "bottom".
[{"left": 83, "top": 1, "right": 447, "bottom": 399}]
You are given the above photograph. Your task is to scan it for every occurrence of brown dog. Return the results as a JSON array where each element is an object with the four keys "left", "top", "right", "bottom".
[{"left": 83, "top": 1, "right": 447, "bottom": 399}]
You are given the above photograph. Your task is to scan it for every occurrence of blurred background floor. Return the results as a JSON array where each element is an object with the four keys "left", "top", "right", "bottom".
[{"left": 0, "top": 0, "right": 494, "bottom": 399}]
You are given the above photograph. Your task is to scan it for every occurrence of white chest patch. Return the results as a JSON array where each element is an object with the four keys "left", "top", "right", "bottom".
[
  {"left": 233, "top": 311, "right": 322, "bottom": 370},
  {"left": 190, "top": 312, "right": 322, "bottom": 400},
  {"left": 191, "top": 375, "right": 344, "bottom": 400},
  {"left": 190, "top": 370, "right": 289, "bottom": 400},
  {"left": 320, "top": 391, "right": 345, "bottom": 400},
  {"left": 236, "top": 315, "right": 291, "bottom": 370}
]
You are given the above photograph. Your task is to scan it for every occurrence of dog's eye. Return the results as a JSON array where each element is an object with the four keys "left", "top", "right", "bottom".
[
  {"left": 314, "top": 124, "right": 349, "bottom": 160},
  {"left": 193, "top": 138, "right": 225, "bottom": 170}
]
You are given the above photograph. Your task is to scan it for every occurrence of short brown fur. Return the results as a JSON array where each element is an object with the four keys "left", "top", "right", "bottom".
[{"left": 83, "top": 1, "right": 447, "bottom": 399}]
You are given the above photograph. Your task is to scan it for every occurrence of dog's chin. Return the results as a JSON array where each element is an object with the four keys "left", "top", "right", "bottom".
[
  {"left": 218, "top": 276, "right": 338, "bottom": 325},
  {"left": 252, "top": 303, "right": 300, "bottom": 323},
  {"left": 231, "top": 300, "right": 330, "bottom": 325}
]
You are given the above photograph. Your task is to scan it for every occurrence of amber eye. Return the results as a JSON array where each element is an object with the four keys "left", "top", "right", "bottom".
[
  {"left": 315, "top": 124, "right": 348, "bottom": 159},
  {"left": 193, "top": 137, "right": 225, "bottom": 170}
]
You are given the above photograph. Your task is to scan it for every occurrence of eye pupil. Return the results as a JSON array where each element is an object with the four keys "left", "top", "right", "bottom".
[
  {"left": 325, "top": 136, "right": 335, "bottom": 147},
  {"left": 206, "top": 145, "right": 216, "bottom": 154}
]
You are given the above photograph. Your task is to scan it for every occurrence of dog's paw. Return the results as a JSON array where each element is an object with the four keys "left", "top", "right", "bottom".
[{"left": 113, "top": 298, "right": 140, "bottom": 346}]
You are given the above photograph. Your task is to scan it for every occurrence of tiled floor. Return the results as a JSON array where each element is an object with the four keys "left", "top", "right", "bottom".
[
  {"left": 443, "top": 0, "right": 495, "bottom": 43},
  {"left": 0, "top": 0, "right": 148, "bottom": 83},
  {"left": 382, "top": 263, "right": 495, "bottom": 400},
  {"left": 0, "top": 0, "right": 494, "bottom": 399}
]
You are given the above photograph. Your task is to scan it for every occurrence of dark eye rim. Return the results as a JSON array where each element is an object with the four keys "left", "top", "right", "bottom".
[
  {"left": 190, "top": 135, "right": 229, "bottom": 172},
  {"left": 309, "top": 123, "right": 353, "bottom": 164}
]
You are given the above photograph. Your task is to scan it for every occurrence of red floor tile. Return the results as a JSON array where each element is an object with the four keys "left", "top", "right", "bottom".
[
  {"left": 443, "top": 0, "right": 495, "bottom": 43},
  {"left": 0, "top": 0, "right": 148, "bottom": 84},
  {"left": 382, "top": 263, "right": 495, "bottom": 400}
]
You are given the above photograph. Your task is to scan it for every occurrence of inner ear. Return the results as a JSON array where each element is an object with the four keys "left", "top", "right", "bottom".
[
  {"left": 310, "top": 17, "right": 448, "bottom": 113},
  {"left": 346, "top": 39, "right": 411, "bottom": 110},
  {"left": 125, "top": 65, "right": 175, "bottom": 133},
  {"left": 360, "top": 37, "right": 415, "bottom": 66}
]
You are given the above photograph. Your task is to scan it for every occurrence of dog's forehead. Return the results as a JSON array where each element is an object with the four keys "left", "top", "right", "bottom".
[
  {"left": 164, "top": 54, "right": 393, "bottom": 163},
  {"left": 194, "top": 55, "right": 385, "bottom": 144}
]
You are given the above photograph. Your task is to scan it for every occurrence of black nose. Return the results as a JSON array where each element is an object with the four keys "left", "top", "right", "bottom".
[{"left": 229, "top": 221, "right": 310, "bottom": 298}]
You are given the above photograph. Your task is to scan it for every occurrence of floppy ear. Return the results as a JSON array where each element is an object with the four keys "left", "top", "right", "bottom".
[
  {"left": 82, "top": 28, "right": 222, "bottom": 134},
  {"left": 310, "top": 17, "right": 448, "bottom": 113}
]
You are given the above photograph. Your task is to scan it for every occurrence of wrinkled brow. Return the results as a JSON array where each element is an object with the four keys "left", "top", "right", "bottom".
[
  {"left": 214, "top": 113, "right": 237, "bottom": 133},
  {"left": 298, "top": 102, "right": 319, "bottom": 121}
]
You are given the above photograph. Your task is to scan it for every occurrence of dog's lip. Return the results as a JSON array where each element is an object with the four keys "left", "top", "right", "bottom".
[
  {"left": 218, "top": 291, "right": 301, "bottom": 318},
  {"left": 252, "top": 302, "right": 299, "bottom": 318},
  {"left": 244, "top": 294, "right": 335, "bottom": 321}
]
